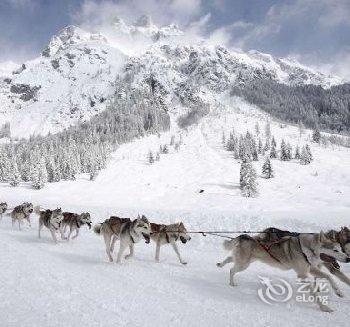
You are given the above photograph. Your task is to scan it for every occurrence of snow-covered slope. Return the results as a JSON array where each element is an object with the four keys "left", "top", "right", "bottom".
[
  {"left": 1, "top": 98, "right": 350, "bottom": 326},
  {"left": 0, "top": 16, "right": 343, "bottom": 139}
]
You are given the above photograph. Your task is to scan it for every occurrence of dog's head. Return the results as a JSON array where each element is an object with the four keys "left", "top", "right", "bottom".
[
  {"left": 79, "top": 212, "right": 92, "bottom": 229},
  {"left": 23, "top": 202, "right": 33, "bottom": 214},
  {"left": 51, "top": 208, "right": 64, "bottom": 230},
  {"left": 319, "top": 231, "right": 350, "bottom": 263},
  {"left": 0, "top": 202, "right": 7, "bottom": 211},
  {"left": 134, "top": 215, "right": 151, "bottom": 243},
  {"left": 177, "top": 222, "right": 191, "bottom": 244},
  {"left": 338, "top": 227, "right": 350, "bottom": 256}
]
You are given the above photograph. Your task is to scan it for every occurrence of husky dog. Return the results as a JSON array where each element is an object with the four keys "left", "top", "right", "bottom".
[
  {"left": 258, "top": 227, "right": 350, "bottom": 288},
  {"left": 35, "top": 206, "right": 64, "bottom": 243},
  {"left": 94, "top": 215, "right": 151, "bottom": 263},
  {"left": 0, "top": 202, "right": 8, "bottom": 220},
  {"left": 150, "top": 222, "right": 191, "bottom": 265},
  {"left": 217, "top": 232, "right": 350, "bottom": 312},
  {"left": 60, "top": 212, "right": 92, "bottom": 240},
  {"left": 11, "top": 202, "right": 33, "bottom": 230}
]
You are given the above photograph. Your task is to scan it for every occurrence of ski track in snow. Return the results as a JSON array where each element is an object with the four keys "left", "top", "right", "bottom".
[{"left": 1, "top": 100, "right": 350, "bottom": 326}]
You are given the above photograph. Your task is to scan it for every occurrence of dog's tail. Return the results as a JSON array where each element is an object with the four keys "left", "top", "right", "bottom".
[
  {"left": 223, "top": 235, "right": 250, "bottom": 251},
  {"left": 93, "top": 224, "right": 102, "bottom": 235},
  {"left": 34, "top": 205, "right": 41, "bottom": 215},
  {"left": 223, "top": 239, "right": 238, "bottom": 251}
]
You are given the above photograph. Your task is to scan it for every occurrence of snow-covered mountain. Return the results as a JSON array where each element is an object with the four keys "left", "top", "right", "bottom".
[{"left": 0, "top": 16, "right": 343, "bottom": 138}]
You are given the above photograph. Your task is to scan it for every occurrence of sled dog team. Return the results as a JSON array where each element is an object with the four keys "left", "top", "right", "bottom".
[{"left": 1, "top": 202, "right": 350, "bottom": 312}]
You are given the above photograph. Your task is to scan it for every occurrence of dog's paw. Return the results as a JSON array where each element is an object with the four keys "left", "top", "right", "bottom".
[
  {"left": 320, "top": 305, "right": 334, "bottom": 313},
  {"left": 124, "top": 255, "right": 132, "bottom": 260},
  {"left": 181, "top": 261, "right": 187, "bottom": 265},
  {"left": 335, "top": 289, "right": 344, "bottom": 298},
  {"left": 229, "top": 282, "right": 236, "bottom": 287},
  {"left": 216, "top": 262, "right": 223, "bottom": 268}
]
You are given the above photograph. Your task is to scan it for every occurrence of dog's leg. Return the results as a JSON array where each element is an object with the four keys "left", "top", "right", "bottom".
[
  {"left": 171, "top": 242, "right": 187, "bottom": 265},
  {"left": 18, "top": 219, "right": 21, "bottom": 231},
  {"left": 12, "top": 218, "right": 15, "bottom": 229},
  {"left": 72, "top": 228, "right": 79, "bottom": 240},
  {"left": 228, "top": 261, "right": 250, "bottom": 287},
  {"left": 310, "top": 266, "right": 343, "bottom": 298},
  {"left": 125, "top": 243, "right": 134, "bottom": 260},
  {"left": 26, "top": 217, "right": 31, "bottom": 228},
  {"left": 323, "top": 262, "right": 350, "bottom": 287},
  {"left": 110, "top": 236, "right": 118, "bottom": 253},
  {"left": 217, "top": 256, "right": 233, "bottom": 268},
  {"left": 103, "top": 233, "right": 113, "bottom": 262},
  {"left": 155, "top": 240, "right": 161, "bottom": 262},
  {"left": 60, "top": 226, "right": 67, "bottom": 240},
  {"left": 50, "top": 229, "right": 58, "bottom": 244},
  {"left": 297, "top": 273, "right": 334, "bottom": 313},
  {"left": 116, "top": 242, "right": 127, "bottom": 264},
  {"left": 38, "top": 221, "right": 42, "bottom": 238}
]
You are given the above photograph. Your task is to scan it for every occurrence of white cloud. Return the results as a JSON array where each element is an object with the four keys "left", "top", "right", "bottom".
[{"left": 72, "top": 0, "right": 204, "bottom": 28}]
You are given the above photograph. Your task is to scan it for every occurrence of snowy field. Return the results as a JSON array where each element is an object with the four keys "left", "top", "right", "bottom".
[{"left": 1, "top": 99, "right": 350, "bottom": 326}]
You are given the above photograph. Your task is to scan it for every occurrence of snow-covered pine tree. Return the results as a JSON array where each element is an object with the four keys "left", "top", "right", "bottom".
[
  {"left": 148, "top": 150, "right": 154, "bottom": 164},
  {"left": 170, "top": 135, "right": 175, "bottom": 146},
  {"left": 286, "top": 142, "right": 292, "bottom": 160},
  {"left": 9, "top": 159, "right": 20, "bottom": 187},
  {"left": 294, "top": 145, "right": 300, "bottom": 159},
  {"left": 240, "top": 160, "right": 258, "bottom": 197},
  {"left": 155, "top": 152, "right": 160, "bottom": 161},
  {"left": 174, "top": 142, "right": 180, "bottom": 152},
  {"left": 262, "top": 157, "right": 274, "bottom": 179},
  {"left": 265, "top": 121, "right": 271, "bottom": 139},
  {"left": 306, "top": 144, "right": 313, "bottom": 162},
  {"left": 312, "top": 128, "right": 321, "bottom": 143},
  {"left": 0, "top": 149, "right": 11, "bottom": 182},
  {"left": 221, "top": 131, "right": 226, "bottom": 145},
  {"left": 255, "top": 122, "right": 260, "bottom": 135},
  {"left": 300, "top": 145, "right": 313, "bottom": 165},
  {"left": 258, "top": 138, "right": 263, "bottom": 154},
  {"left": 162, "top": 144, "right": 169, "bottom": 154},
  {"left": 32, "top": 158, "right": 48, "bottom": 189},
  {"left": 269, "top": 137, "right": 277, "bottom": 158},
  {"left": 280, "top": 139, "right": 289, "bottom": 161}
]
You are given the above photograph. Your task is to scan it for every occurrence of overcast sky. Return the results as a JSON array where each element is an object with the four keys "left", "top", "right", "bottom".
[{"left": 1, "top": 0, "right": 349, "bottom": 79}]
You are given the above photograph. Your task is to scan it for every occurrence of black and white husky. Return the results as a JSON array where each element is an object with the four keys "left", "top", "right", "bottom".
[
  {"left": 150, "top": 222, "right": 191, "bottom": 265},
  {"left": 35, "top": 206, "right": 64, "bottom": 243},
  {"left": 0, "top": 202, "right": 8, "bottom": 220},
  {"left": 217, "top": 231, "right": 350, "bottom": 312},
  {"left": 60, "top": 212, "right": 92, "bottom": 240},
  {"left": 94, "top": 215, "right": 151, "bottom": 263},
  {"left": 11, "top": 202, "right": 33, "bottom": 230}
]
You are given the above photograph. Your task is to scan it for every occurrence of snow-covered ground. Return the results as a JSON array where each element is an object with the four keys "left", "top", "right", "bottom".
[{"left": 1, "top": 99, "right": 350, "bottom": 326}]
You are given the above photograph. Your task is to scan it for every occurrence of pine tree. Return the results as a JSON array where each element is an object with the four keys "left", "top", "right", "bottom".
[
  {"left": 258, "top": 138, "right": 263, "bottom": 154},
  {"left": 32, "top": 158, "right": 48, "bottom": 189},
  {"left": 240, "top": 161, "right": 258, "bottom": 197},
  {"left": 148, "top": 150, "right": 154, "bottom": 164},
  {"left": 300, "top": 145, "right": 313, "bottom": 165},
  {"left": 294, "top": 145, "right": 300, "bottom": 159},
  {"left": 170, "top": 135, "right": 175, "bottom": 146},
  {"left": 174, "top": 143, "right": 180, "bottom": 152},
  {"left": 312, "top": 128, "right": 321, "bottom": 143},
  {"left": 221, "top": 131, "right": 226, "bottom": 145},
  {"left": 280, "top": 139, "right": 289, "bottom": 161},
  {"left": 155, "top": 152, "right": 160, "bottom": 161},
  {"left": 265, "top": 121, "right": 271, "bottom": 139},
  {"left": 255, "top": 122, "right": 260, "bottom": 135},
  {"left": 162, "top": 144, "right": 169, "bottom": 154},
  {"left": 262, "top": 157, "right": 274, "bottom": 179},
  {"left": 9, "top": 159, "right": 20, "bottom": 187},
  {"left": 269, "top": 137, "right": 277, "bottom": 158}
]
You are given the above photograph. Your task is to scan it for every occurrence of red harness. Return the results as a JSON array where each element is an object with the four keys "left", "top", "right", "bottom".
[{"left": 256, "top": 239, "right": 282, "bottom": 263}]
